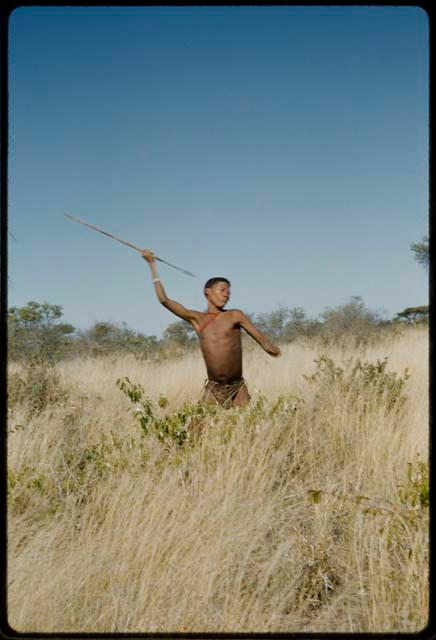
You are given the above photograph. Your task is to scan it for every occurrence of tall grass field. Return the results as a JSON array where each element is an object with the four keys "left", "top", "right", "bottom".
[{"left": 7, "top": 326, "right": 428, "bottom": 633}]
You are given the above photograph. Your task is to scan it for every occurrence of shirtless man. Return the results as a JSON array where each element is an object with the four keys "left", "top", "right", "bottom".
[{"left": 141, "top": 250, "right": 281, "bottom": 407}]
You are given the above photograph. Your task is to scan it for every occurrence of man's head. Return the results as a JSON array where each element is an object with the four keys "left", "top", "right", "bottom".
[{"left": 204, "top": 277, "right": 231, "bottom": 309}]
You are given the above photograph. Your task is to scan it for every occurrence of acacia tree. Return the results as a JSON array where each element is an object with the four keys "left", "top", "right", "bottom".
[
  {"left": 394, "top": 306, "right": 429, "bottom": 324},
  {"left": 8, "top": 301, "right": 75, "bottom": 361},
  {"left": 410, "top": 235, "right": 429, "bottom": 270}
]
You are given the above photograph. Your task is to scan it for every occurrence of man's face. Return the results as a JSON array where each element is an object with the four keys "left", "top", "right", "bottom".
[{"left": 205, "top": 282, "right": 230, "bottom": 309}]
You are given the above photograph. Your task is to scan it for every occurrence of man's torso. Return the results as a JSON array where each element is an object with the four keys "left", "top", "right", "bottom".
[{"left": 191, "top": 310, "right": 243, "bottom": 383}]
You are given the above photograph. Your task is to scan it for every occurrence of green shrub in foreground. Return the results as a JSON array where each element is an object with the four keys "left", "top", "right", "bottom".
[{"left": 117, "top": 377, "right": 221, "bottom": 446}]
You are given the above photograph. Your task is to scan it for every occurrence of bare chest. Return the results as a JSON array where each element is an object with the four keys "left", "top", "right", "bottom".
[{"left": 198, "top": 312, "right": 239, "bottom": 340}]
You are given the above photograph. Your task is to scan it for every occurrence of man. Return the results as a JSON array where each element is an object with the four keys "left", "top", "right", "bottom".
[{"left": 141, "top": 249, "right": 281, "bottom": 407}]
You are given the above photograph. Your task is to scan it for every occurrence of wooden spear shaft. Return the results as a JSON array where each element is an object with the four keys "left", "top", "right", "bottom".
[{"left": 64, "top": 213, "right": 196, "bottom": 277}]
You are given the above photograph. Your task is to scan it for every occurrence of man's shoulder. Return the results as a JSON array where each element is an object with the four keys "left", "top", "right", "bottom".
[
  {"left": 189, "top": 308, "right": 206, "bottom": 318},
  {"left": 227, "top": 308, "right": 245, "bottom": 319}
]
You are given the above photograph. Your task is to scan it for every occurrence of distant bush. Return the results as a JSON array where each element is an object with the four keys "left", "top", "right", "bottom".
[
  {"left": 251, "top": 297, "right": 396, "bottom": 348},
  {"left": 8, "top": 301, "right": 76, "bottom": 362},
  {"left": 317, "top": 296, "right": 385, "bottom": 348},
  {"left": 162, "top": 320, "right": 197, "bottom": 349},
  {"left": 8, "top": 358, "right": 69, "bottom": 416},
  {"left": 254, "top": 306, "right": 321, "bottom": 343},
  {"left": 8, "top": 302, "right": 161, "bottom": 362},
  {"left": 7, "top": 296, "right": 426, "bottom": 365},
  {"left": 75, "top": 321, "right": 160, "bottom": 359}
]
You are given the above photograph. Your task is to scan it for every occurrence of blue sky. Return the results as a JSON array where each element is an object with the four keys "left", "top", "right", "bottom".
[{"left": 8, "top": 6, "right": 429, "bottom": 337}]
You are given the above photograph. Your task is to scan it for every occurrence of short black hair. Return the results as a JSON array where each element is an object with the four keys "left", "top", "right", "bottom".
[{"left": 204, "top": 277, "right": 231, "bottom": 289}]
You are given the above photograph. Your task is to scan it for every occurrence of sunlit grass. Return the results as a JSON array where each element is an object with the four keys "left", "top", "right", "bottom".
[{"left": 7, "top": 326, "right": 428, "bottom": 633}]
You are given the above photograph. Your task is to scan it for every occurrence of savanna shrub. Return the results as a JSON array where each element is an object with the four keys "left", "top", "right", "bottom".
[
  {"left": 8, "top": 358, "right": 69, "bottom": 416},
  {"left": 116, "top": 377, "right": 219, "bottom": 446},
  {"left": 318, "top": 296, "right": 385, "bottom": 348},
  {"left": 398, "top": 456, "right": 429, "bottom": 509},
  {"left": 304, "top": 356, "right": 410, "bottom": 414}
]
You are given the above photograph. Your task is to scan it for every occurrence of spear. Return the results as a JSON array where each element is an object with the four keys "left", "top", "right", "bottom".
[{"left": 64, "top": 213, "right": 196, "bottom": 277}]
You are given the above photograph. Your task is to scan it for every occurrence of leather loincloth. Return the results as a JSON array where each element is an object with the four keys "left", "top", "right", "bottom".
[{"left": 202, "top": 377, "right": 248, "bottom": 408}]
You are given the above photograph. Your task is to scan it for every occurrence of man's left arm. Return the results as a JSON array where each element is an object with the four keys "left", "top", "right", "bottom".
[{"left": 235, "top": 310, "right": 281, "bottom": 357}]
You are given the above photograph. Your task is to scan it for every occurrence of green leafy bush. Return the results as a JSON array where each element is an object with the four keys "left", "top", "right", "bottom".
[
  {"left": 117, "top": 377, "right": 219, "bottom": 446},
  {"left": 244, "top": 393, "right": 303, "bottom": 428},
  {"left": 398, "top": 456, "right": 429, "bottom": 508},
  {"left": 304, "top": 355, "right": 410, "bottom": 414}
]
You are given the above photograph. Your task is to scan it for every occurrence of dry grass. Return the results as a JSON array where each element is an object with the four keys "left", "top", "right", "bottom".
[{"left": 7, "top": 326, "right": 429, "bottom": 633}]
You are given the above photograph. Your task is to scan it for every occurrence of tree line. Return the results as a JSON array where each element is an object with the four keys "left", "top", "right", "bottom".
[
  {"left": 7, "top": 234, "right": 428, "bottom": 362},
  {"left": 7, "top": 296, "right": 428, "bottom": 363}
]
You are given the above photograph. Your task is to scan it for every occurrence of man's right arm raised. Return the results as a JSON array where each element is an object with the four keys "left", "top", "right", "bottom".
[{"left": 141, "top": 249, "right": 199, "bottom": 325}]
